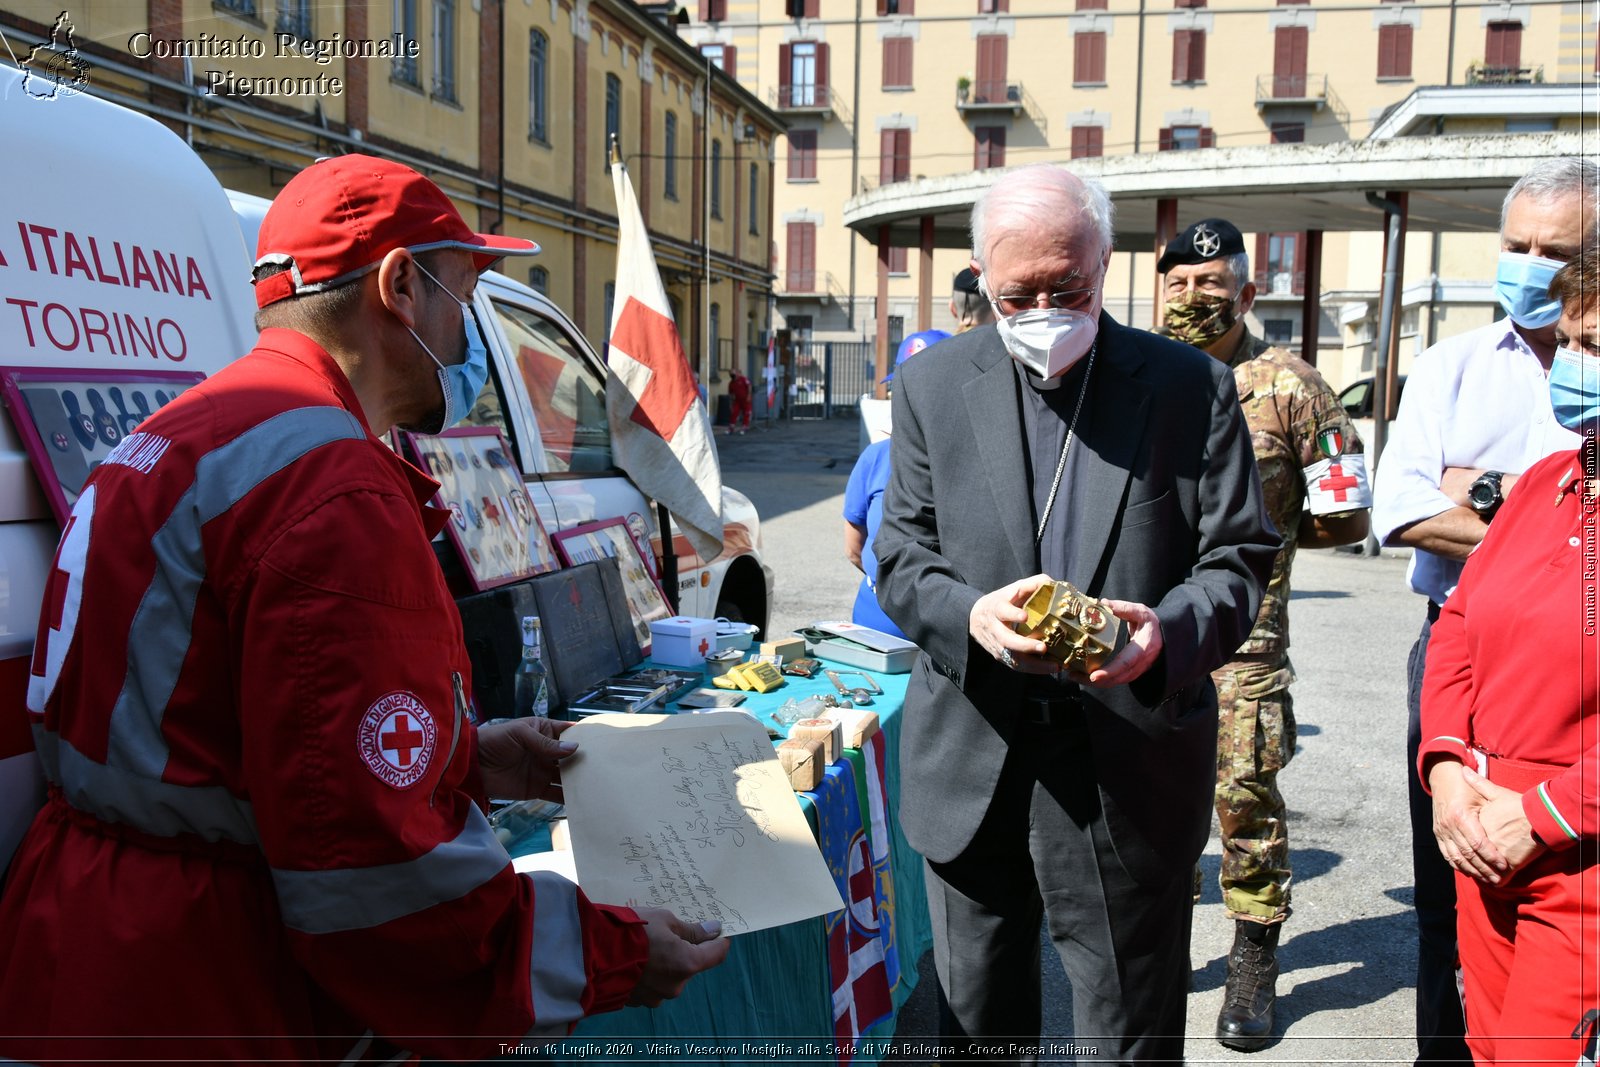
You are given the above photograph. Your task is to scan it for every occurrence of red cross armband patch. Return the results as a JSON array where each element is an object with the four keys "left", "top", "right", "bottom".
[
  {"left": 1303, "top": 452, "right": 1372, "bottom": 516},
  {"left": 358, "top": 692, "right": 438, "bottom": 789}
]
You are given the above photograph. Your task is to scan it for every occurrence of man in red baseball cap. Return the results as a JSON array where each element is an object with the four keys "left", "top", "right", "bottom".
[{"left": 0, "top": 155, "right": 728, "bottom": 1064}]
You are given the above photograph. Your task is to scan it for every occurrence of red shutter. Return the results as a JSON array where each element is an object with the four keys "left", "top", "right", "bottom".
[
  {"left": 788, "top": 129, "right": 815, "bottom": 180},
  {"left": 1273, "top": 27, "right": 1307, "bottom": 95},
  {"left": 805, "top": 0, "right": 819, "bottom": 16},
  {"left": 1069, "top": 126, "right": 1103, "bottom": 158},
  {"left": 895, "top": 129, "right": 910, "bottom": 180},
  {"left": 1378, "top": 24, "right": 1411, "bottom": 78},
  {"left": 1254, "top": 233, "right": 1270, "bottom": 288},
  {"left": 699, "top": 0, "right": 710, "bottom": 21},
  {"left": 880, "top": 129, "right": 896, "bottom": 185},
  {"left": 1172, "top": 31, "right": 1189, "bottom": 81},
  {"left": 1073, "top": 31, "right": 1105, "bottom": 83},
  {"left": 787, "top": 222, "right": 816, "bottom": 291},
  {"left": 1158, "top": 126, "right": 1175, "bottom": 151},
  {"left": 883, "top": 38, "right": 912, "bottom": 87},
  {"left": 1199, "top": 126, "right": 1214, "bottom": 147},
  {"left": 901, "top": 0, "right": 915, "bottom": 11},
  {"left": 720, "top": 45, "right": 736, "bottom": 73},
  {"left": 815, "top": 41, "right": 830, "bottom": 94},
  {"left": 1486, "top": 22, "right": 1522, "bottom": 70},
  {"left": 778, "top": 42, "right": 792, "bottom": 104},
  {"left": 975, "top": 35, "right": 1007, "bottom": 102},
  {"left": 1190, "top": 31, "right": 1206, "bottom": 81},
  {"left": 1076, "top": 0, "right": 1108, "bottom": 8},
  {"left": 978, "top": 0, "right": 1009, "bottom": 11},
  {"left": 975, "top": 126, "right": 1005, "bottom": 169}
]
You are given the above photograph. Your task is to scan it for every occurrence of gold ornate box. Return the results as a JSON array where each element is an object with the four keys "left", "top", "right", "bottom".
[{"left": 1015, "top": 579, "right": 1125, "bottom": 672}]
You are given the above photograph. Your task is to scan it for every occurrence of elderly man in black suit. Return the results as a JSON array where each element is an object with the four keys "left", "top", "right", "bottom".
[{"left": 875, "top": 163, "right": 1279, "bottom": 1064}]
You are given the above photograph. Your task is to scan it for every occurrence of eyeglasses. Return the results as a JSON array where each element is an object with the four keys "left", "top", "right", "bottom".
[{"left": 980, "top": 281, "right": 1099, "bottom": 317}]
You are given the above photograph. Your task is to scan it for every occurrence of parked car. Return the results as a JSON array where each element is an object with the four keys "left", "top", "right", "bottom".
[{"left": 1338, "top": 374, "right": 1407, "bottom": 452}]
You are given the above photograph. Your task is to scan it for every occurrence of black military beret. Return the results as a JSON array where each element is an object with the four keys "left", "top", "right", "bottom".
[
  {"left": 953, "top": 267, "right": 981, "bottom": 295},
  {"left": 1156, "top": 218, "right": 1246, "bottom": 274}
]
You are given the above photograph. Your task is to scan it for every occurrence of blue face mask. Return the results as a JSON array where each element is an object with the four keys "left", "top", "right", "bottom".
[
  {"left": 1495, "top": 251, "right": 1563, "bottom": 329},
  {"left": 1549, "top": 346, "right": 1600, "bottom": 434},
  {"left": 410, "top": 263, "right": 489, "bottom": 433}
]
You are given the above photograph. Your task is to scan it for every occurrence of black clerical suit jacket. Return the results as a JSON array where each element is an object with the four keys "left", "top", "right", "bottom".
[{"left": 875, "top": 314, "right": 1280, "bottom": 882}]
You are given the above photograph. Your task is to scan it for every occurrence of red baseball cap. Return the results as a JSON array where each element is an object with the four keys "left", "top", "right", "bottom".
[{"left": 252, "top": 154, "right": 539, "bottom": 309}]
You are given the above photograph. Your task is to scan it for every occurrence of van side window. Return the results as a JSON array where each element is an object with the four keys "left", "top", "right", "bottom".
[{"left": 491, "top": 300, "right": 613, "bottom": 472}]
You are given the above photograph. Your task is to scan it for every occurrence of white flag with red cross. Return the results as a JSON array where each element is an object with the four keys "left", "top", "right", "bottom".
[{"left": 606, "top": 161, "right": 725, "bottom": 562}]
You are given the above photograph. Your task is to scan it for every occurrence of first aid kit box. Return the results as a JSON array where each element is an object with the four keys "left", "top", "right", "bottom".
[{"left": 649, "top": 616, "right": 718, "bottom": 668}]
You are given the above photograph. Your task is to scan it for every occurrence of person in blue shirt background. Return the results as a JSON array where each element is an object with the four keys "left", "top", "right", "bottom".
[{"left": 842, "top": 329, "right": 950, "bottom": 637}]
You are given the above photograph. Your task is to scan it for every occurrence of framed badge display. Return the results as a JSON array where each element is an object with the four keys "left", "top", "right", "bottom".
[
  {"left": 552, "top": 517, "right": 673, "bottom": 653},
  {"left": 0, "top": 366, "right": 207, "bottom": 525},
  {"left": 401, "top": 427, "right": 559, "bottom": 592}
]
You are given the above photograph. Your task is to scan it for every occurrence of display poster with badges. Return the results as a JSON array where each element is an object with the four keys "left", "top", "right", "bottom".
[
  {"left": 0, "top": 367, "right": 207, "bottom": 525},
  {"left": 551, "top": 517, "right": 673, "bottom": 654},
  {"left": 401, "top": 427, "right": 560, "bottom": 592}
]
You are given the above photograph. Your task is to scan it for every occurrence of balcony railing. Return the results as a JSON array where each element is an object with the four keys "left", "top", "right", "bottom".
[
  {"left": 956, "top": 80, "right": 1024, "bottom": 113},
  {"left": 771, "top": 83, "right": 844, "bottom": 119},
  {"left": 1255, "top": 72, "right": 1331, "bottom": 106},
  {"left": 1466, "top": 62, "right": 1544, "bottom": 85}
]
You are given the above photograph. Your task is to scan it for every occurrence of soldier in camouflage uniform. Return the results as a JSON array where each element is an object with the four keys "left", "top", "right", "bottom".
[{"left": 1158, "top": 219, "right": 1373, "bottom": 1052}]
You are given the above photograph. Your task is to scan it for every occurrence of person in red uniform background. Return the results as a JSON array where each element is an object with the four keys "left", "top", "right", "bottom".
[
  {"left": 1420, "top": 240, "right": 1600, "bottom": 1067},
  {"left": 728, "top": 367, "right": 753, "bottom": 433},
  {"left": 0, "top": 155, "right": 728, "bottom": 1065}
]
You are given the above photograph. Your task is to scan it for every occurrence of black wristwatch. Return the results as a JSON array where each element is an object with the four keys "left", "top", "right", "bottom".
[{"left": 1468, "top": 470, "right": 1505, "bottom": 520}]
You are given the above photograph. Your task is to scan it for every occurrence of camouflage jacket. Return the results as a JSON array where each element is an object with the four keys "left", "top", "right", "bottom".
[{"left": 1224, "top": 327, "right": 1364, "bottom": 654}]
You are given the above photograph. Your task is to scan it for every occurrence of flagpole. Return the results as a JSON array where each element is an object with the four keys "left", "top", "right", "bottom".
[{"left": 612, "top": 133, "right": 683, "bottom": 614}]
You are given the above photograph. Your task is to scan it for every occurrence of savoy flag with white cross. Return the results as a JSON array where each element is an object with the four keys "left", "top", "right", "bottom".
[{"left": 605, "top": 159, "right": 725, "bottom": 563}]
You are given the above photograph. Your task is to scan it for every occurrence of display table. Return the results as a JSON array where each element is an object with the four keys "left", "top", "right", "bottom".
[{"left": 510, "top": 658, "right": 931, "bottom": 1064}]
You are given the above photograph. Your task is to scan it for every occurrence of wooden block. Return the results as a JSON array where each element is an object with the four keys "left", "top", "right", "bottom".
[
  {"left": 823, "top": 707, "right": 881, "bottom": 750},
  {"left": 777, "top": 738, "right": 825, "bottom": 791},
  {"left": 790, "top": 717, "right": 843, "bottom": 764},
  {"left": 761, "top": 635, "right": 808, "bottom": 661}
]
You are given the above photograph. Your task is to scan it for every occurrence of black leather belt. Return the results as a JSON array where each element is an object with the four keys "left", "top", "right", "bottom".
[{"left": 1020, "top": 691, "right": 1085, "bottom": 727}]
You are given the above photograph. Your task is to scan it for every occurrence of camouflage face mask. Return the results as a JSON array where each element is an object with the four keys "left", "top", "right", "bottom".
[{"left": 1163, "top": 289, "right": 1238, "bottom": 348}]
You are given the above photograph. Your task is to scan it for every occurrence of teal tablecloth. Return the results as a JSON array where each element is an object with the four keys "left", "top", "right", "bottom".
[{"left": 517, "top": 658, "right": 931, "bottom": 1064}]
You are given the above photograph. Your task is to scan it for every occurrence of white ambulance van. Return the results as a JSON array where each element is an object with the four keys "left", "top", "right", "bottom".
[{"left": 0, "top": 65, "right": 771, "bottom": 871}]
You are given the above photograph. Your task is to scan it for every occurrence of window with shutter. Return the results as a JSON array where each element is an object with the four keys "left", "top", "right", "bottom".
[
  {"left": 975, "top": 126, "right": 1006, "bottom": 169},
  {"left": 974, "top": 35, "right": 1008, "bottom": 102},
  {"left": 1173, "top": 0, "right": 1206, "bottom": 8},
  {"left": 879, "top": 128, "right": 911, "bottom": 185},
  {"left": 1074, "top": 31, "right": 1106, "bottom": 84},
  {"left": 1270, "top": 122, "right": 1304, "bottom": 143},
  {"left": 1075, "top": 0, "right": 1107, "bottom": 9},
  {"left": 883, "top": 37, "right": 913, "bottom": 88},
  {"left": 878, "top": 0, "right": 915, "bottom": 13},
  {"left": 1070, "top": 126, "right": 1104, "bottom": 159},
  {"left": 788, "top": 129, "right": 817, "bottom": 181},
  {"left": 1486, "top": 21, "right": 1522, "bottom": 72},
  {"left": 786, "top": 223, "right": 816, "bottom": 292},
  {"left": 1162, "top": 125, "right": 1205, "bottom": 150},
  {"left": 978, "top": 0, "right": 1009, "bottom": 11},
  {"left": 703, "top": 0, "right": 726, "bottom": 20},
  {"left": 1172, "top": 29, "right": 1205, "bottom": 81},
  {"left": 888, "top": 247, "right": 908, "bottom": 274},
  {"left": 1272, "top": 27, "right": 1307, "bottom": 96},
  {"left": 1377, "top": 23, "right": 1412, "bottom": 78}
]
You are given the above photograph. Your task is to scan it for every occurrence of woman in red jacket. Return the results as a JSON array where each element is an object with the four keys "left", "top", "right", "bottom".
[{"left": 1419, "top": 242, "right": 1599, "bottom": 1066}]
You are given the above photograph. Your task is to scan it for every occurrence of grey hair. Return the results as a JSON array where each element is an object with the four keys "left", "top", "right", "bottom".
[
  {"left": 1220, "top": 251, "right": 1252, "bottom": 291},
  {"left": 1501, "top": 156, "right": 1600, "bottom": 236},
  {"left": 970, "top": 164, "right": 1115, "bottom": 267},
  {"left": 951, "top": 289, "right": 994, "bottom": 326}
]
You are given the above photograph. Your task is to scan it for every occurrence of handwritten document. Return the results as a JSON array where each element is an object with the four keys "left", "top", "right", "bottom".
[{"left": 561, "top": 712, "right": 844, "bottom": 936}]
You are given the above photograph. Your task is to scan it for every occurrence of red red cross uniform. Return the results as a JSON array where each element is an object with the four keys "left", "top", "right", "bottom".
[
  {"left": 0, "top": 330, "right": 648, "bottom": 1064},
  {"left": 1420, "top": 449, "right": 1600, "bottom": 1066}
]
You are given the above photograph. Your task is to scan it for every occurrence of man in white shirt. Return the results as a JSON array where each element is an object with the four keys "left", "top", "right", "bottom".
[{"left": 1371, "top": 155, "right": 1595, "bottom": 1066}]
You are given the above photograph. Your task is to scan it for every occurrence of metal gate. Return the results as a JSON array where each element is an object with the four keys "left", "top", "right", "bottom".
[{"left": 786, "top": 340, "right": 874, "bottom": 420}]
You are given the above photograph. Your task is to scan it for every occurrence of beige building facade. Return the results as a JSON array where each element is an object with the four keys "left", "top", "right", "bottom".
[
  {"left": 682, "top": 0, "right": 1595, "bottom": 389},
  {"left": 1, "top": 0, "right": 784, "bottom": 404}
]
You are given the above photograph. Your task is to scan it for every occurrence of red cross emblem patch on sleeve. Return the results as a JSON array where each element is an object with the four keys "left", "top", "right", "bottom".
[{"left": 358, "top": 692, "right": 438, "bottom": 789}]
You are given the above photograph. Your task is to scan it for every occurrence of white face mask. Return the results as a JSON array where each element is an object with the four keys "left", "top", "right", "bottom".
[{"left": 994, "top": 307, "right": 1098, "bottom": 378}]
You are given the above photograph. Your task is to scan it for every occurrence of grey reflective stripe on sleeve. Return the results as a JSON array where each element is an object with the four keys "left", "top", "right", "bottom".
[
  {"left": 271, "top": 804, "right": 510, "bottom": 934},
  {"left": 525, "top": 870, "right": 588, "bottom": 1028},
  {"left": 33, "top": 724, "right": 259, "bottom": 844},
  {"left": 106, "top": 406, "right": 366, "bottom": 779}
]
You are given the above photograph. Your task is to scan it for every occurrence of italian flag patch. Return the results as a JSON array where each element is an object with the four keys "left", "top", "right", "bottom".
[{"left": 1318, "top": 428, "right": 1344, "bottom": 458}]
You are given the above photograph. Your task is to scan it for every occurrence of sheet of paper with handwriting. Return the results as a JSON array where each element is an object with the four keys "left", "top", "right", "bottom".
[{"left": 561, "top": 711, "right": 843, "bottom": 936}]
